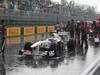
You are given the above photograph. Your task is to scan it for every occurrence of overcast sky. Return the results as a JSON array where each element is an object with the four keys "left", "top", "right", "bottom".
[{"left": 52, "top": 0, "right": 100, "bottom": 12}]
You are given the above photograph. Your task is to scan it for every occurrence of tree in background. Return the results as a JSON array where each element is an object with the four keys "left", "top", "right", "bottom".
[{"left": 60, "top": 0, "right": 96, "bottom": 21}]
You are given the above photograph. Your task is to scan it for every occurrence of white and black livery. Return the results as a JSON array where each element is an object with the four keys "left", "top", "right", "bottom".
[{"left": 19, "top": 33, "right": 64, "bottom": 58}]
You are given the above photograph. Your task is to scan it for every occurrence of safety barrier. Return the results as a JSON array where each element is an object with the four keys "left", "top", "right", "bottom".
[
  {"left": 37, "top": 26, "right": 46, "bottom": 34},
  {"left": 6, "top": 27, "right": 21, "bottom": 37},
  {"left": 24, "top": 26, "right": 35, "bottom": 36},
  {"left": 5, "top": 26, "right": 55, "bottom": 37},
  {"left": 47, "top": 26, "right": 55, "bottom": 32}
]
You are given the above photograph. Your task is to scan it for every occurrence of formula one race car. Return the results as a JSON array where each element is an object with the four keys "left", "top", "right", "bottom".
[{"left": 19, "top": 33, "right": 64, "bottom": 58}]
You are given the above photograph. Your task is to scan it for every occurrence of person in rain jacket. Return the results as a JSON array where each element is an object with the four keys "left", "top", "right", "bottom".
[{"left": 80, "top": 28, "right": 88, "bottom": 49}]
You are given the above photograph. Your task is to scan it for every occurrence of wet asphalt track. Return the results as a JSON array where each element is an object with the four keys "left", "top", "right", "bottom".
[{"left": 1, "top": 34, "right": 100, "bottom": 75}]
